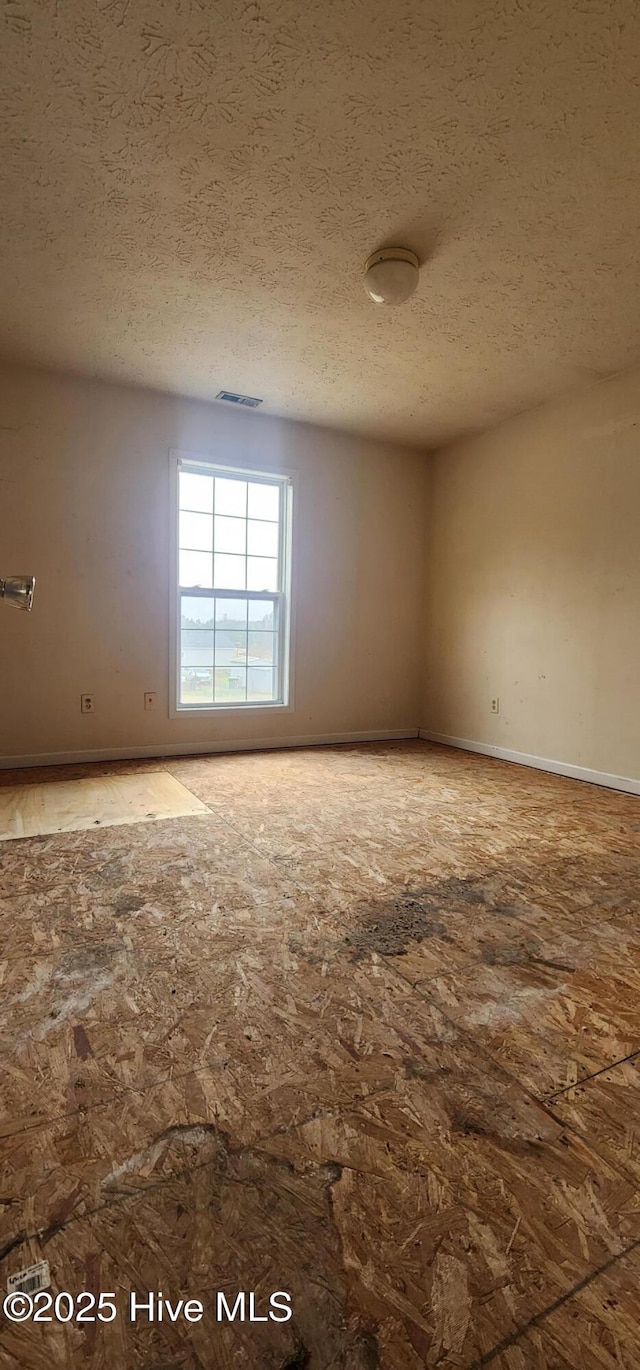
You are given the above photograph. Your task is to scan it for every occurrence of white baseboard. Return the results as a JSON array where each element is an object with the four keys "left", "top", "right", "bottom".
[
  {"left": 420, "top": 730, "right": 640, "bottom": 796},
  {"left": 0, "top": 728, "right": 419, "bottom": 771}
]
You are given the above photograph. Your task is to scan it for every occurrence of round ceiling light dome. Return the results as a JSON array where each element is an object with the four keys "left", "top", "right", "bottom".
[{"left": 363, "top": 247, "right": 420, "bottom": 305}]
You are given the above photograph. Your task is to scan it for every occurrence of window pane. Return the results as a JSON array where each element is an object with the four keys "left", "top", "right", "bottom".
[
  {"left": 215, "top": 630, "right": 246, "bottom": 666},
  {"left": 177, "top": 466, "right": 287, "bottom": 711},
  {"left": 181, "top": 596, "right": 215, "bottom": 628},
  {"left": 215, "top": 597, "right": 248, "bottom": 629},
  {"left": 182, "top": 630, "right": 214, "bottom": 666},
  {"left": 180, "top": 667, "right": 214, "bottom": 705},
  {"left": 248, "top": 600, "right": 275, "bottom": 629},
  {"left": 180, "top": 550, "right": 213, "bottom": 588},
  {"left": 214, "top": 514, "right": 246, "bottom": 555},
  {"left": 248, "top": 482, "right": 280, "bottom": 521},
  {"left": 247, "top": 556, "right": 278, "bottom": 591},
  {"left": 214, "top": 553, "right": 246, "bottom": 590},
  {"left": 214, "top": 666, "right": 247, "bottom": 702},
  {"left": 180, "top": 511, "right": 213, "bottom": 552},
  {"left": 247, "top": 666, "right": 276, "bottom": 701},
  {"left": 247, "top": 519, "right": 278, "bottom": 558},
  {"left": 215, "top": 477, "right": 247, "bottom": 517},
  {"left": 248, "top": 630, "right": 275, "bottom": 664},
  {"left": 180, "top": 472, "right": 213, "bottom": 513}
]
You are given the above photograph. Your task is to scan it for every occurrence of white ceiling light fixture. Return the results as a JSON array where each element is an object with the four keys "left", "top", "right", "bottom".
[{"left": 363, "top": 247, "right": 420, "bottom": 305}]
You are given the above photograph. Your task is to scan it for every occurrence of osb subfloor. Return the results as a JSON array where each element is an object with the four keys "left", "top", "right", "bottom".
[{"left": 0, "top": 740, "right": 639, "bottom": 1370}]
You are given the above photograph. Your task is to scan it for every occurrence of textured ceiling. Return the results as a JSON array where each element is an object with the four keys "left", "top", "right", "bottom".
[{"left": 2, "top": 0, "right": 640, "bottom": 448}]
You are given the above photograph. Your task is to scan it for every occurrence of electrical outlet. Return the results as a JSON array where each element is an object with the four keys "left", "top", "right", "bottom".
[
  {"left": 144, "top": 692, "right": 157, "bottom": 712},
  {"left": 81, "top": 694, "right": 95, "bottom": 714},
  {"left": 491, "top": 696, "right": 500, "bottom": 714}
]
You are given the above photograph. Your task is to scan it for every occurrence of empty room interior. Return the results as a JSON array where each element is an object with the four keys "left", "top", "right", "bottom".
[{"left": 1, "top": 1, "right": 640, "bottom": 1367}]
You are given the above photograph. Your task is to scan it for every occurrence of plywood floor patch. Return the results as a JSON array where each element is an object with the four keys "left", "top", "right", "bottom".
[{"left": 0, "top": 771, "right": 209, "bottom": 840}]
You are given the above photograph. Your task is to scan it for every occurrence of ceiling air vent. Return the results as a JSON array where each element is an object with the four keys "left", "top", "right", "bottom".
[{"left": 216, "top": 390, "right": 263, "bottom": 408}]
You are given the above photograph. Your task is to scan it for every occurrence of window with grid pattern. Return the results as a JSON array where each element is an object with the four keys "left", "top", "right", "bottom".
[{"left": 176, "top": 461, "right": 291, "bottom": 708}]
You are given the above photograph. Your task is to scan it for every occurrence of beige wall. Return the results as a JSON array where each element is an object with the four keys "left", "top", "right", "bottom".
[
  {"left": 4, "top": 359, "right": 638, "bottom": 780},
  {"left": 423, "top": 368, "right": 640, "bottom": 782},
  {"left": 0, "top": 364, "right": 426, "bottom": 763}
]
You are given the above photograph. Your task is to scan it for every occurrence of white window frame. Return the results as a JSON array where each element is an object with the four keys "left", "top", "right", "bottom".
[{"left": 169, "top": 449, "right": 295, "bottom": 716}]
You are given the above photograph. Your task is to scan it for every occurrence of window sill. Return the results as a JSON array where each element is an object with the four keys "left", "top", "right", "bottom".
[{"left": 170, "top": 701, "right": 293, "bottom": 719}]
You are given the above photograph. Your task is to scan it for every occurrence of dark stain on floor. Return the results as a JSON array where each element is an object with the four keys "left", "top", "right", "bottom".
[
  {"left": 342, "top": 873, "right": 511, "bottom": 957},
  {"left": 479, "top": 941, "right": 575, "bottom": 974},
  {"left": 280, "top": 1349, "right": 311, "bottom": 1369},
  {"left": 345, "top": 892, "right": 455, "bottom": 957}
]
